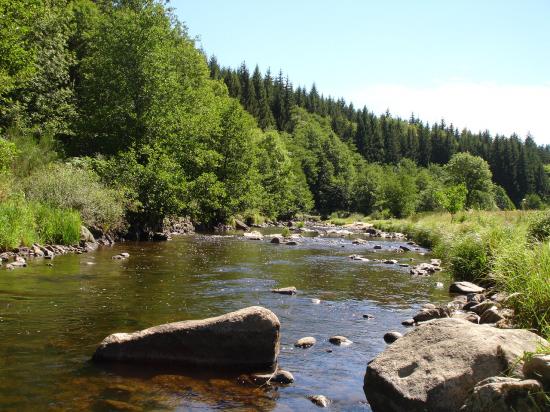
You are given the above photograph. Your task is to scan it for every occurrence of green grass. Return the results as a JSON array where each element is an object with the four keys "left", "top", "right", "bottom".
[
  {"left": 0, "top": 197, "right": 81, "bottom": 250},
  {"left": 327, "top": 212, "right": 367, "bottom": 226},
  {"left": 371, "top": 210, "right": 550, "bottom": 341}
]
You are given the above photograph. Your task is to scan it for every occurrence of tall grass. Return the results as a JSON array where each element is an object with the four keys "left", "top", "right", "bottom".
[
  {"left": 372, "top": 210, "right": 550, "bottom": 340},
  {"left": 0, "top": 198, "right": 81, "bottom": 250}
]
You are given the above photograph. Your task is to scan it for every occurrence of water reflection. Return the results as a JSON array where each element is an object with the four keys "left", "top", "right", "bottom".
[{"left": 0, "top": 232, "right": 450, "bottom": 411}]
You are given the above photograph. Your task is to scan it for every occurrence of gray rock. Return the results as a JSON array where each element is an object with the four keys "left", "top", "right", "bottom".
[
  {"left": 248, "top": 368, "right": 294, "bottom": 385},
  {"left": 384, "top": 259, "right": 398, "bottom": 264},
  {"left": 243, "top": 231, "right": 263, "bottom": 240},
  {"left": 401, "top": 319, "right": 415, "bottom": 327},
  {"left": 479, "top": 308, "right": 504, "bottom": 324},
  {"left": 93, "top": 306, "right": 280, "bottom": 372},
  {"left": 452, "top": 311, "right": 480, "bottom": 324},
  {"left": 449, "top": 281, "right": 485, "bottom": 294},
  {"left": 308, "top": 395, "right": 331, "bottom": 407},
  {"left": 471, "top": 300, "right": 499, "bottom": 315},
  {"left": 384, "top": 331, "right": 403, "bottom": 344},
  {"left": 460, "top": 377, "right": 546, "bottom": 412},
  {"left": 523, "top": 354, "right": 550, "bottom": 387},
  {"left": 329, "top": 335, "right": 352, "bottom": 346},
  {"left": 363, "top": 314, "right": 375, "bottom": 319},
  {"left": 120, "top": 252, "right": 130, "bottom": 258},
  {"left": 80, "top": 225, "right": 96, "bottom": 243},
  {"left": 373, "top": 245, "right": 382, "bottom": 250},
  {"left": 363, "top": 318, "right": 547, "bottom": 412},
  {"left": 413, "top": 307, "right": 451, "bottom": 323},
  {"left": 271, "top": 286, "right": 297, "bottom": 295},
  {"left": 399, "top": 245, "right": 411, "bottom": 252},
  {"left": 234, "top": 219, "right": 249, "bottom": 231},
  {"left": 286, "top": 241, "right": 298, "bottom": 246},
  {"left": 295, "top": 337, "right": 316, "bottom": 348},
  {"left": 270, "top": 236, "right": 283, "bottom": 244}
]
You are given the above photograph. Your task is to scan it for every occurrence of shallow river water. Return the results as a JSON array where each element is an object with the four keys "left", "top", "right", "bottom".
[{"left": 0, "top": 230, "right": 450, "bottom": 411}]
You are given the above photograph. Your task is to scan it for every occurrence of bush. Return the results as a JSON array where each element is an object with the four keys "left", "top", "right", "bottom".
[
  {"left": 521, "top": 194, "right": 544, "bottom": 210},
  {"left": 0, "top": 198, "right": 37, "bottom": 249},
  {"left": 23, "top": 162, "right": 125, "bottom": 232},
  {"left": 33, "top": 203, "right": 81, "bottom": 245},
  {"left": 0, "top": 197, "right": 81, "bottom": 249},
  {"left": 492, "top": 240, "right": 550, "bottom": 339},
  {"left": 527, "top": 211, "right": 550, "bottom": 243}
]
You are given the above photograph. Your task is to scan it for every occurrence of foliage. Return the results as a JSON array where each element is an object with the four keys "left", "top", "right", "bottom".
[
  {"left": 438, "top": 184, "right": 467, "bottom": 215},
  {"left": 23, "top": 162, "right": 125, "bottom": 232},
  {"left": 521, "top": 193, "right": 544, "bottom": 210},
  {"left": 527, "top": 211, "right": 550, "bottom": 243},
  {"left": 33, "top": 202, "right": 81, "bottom": 245},
  {"left": 373, "top": 211, "right": 549, "bottom": 339},
  {"left": 444, "top": 153, "right": 494, "bottom": 209},
  {"left": 493, "top": 185, "right": 516, "bottom": 210},
  {"left": 0, "top": 196, "right": 80, "bottom": 249}
]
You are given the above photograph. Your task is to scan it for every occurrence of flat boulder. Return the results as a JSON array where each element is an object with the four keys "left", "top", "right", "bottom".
[
  {"left": 449, "top": 281, "right": 485, "bottom": 294},
  {"left": 92, "top": 306, "right": 280, "bottom": 372},
  {"left": 363, "top": 318, "right": 547, "bottom": 412}
]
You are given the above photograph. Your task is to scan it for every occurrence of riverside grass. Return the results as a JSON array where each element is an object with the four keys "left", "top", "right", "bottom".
[
  {"left": 373, "top": 210, "right": 550, "bottom": 341},
  {"left": 0, "top": 198, "right": 81, "bottom": 250}
]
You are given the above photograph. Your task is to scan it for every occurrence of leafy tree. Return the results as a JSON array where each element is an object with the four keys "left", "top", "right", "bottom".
[
  {"left": 438, "top": 184, "right": 467, "bottom": 215},
  {"left": 445, "top": 153, "right": 494, "bottom": 209}
]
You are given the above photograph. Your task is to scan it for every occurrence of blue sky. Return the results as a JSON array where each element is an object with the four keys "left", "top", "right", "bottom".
[{"left": 171, "top": 0, "right": 550, "bottom": 144}]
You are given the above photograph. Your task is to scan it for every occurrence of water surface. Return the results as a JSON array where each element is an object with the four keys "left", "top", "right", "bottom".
[{"left": 0, "top": 231, "right": 450, "bottom": 411}]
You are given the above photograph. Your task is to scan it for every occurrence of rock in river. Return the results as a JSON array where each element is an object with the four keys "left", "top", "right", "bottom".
[
  {"left": 383, "top": 331, "right": 403, "bottom": 344},
  {"left": 92, "top": 306, "right": 280, "bottom": 372},
  {"left": 308, "top": 395, "right": 331, "bottom": 407},
  {"left": 329, "top": 335, "right": 352, "bottom": 346},
  {"left": 295, "top": 337, "right": 316, "bottom": 348},
  {"left": 363, "top": 318, "right": 547, "bottom": 412},
  {"left": 449, "top": 281, "right": 485, "bottom": 294},
  {"left": 245, "top": 368, "right": 294, "bottom": 385},
  {"left": 271, "top": 286, "right": 297, "bottom": 295}
]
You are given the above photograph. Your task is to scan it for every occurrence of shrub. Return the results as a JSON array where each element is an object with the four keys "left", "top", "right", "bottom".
[
  {"left": 33, "top": 203, "right": 81, "bottom": 245},
  {"left": 23, "top": 162, "right": 125, "bottom": 232},
  {"left": 527, "top": 211, "right": 550, "bottom": 243},
  {"left": 0, "top": 197, "right": 37, "bottom": 249},
  {"left": 0, "top": 197, "right": 80, "bottom": 249},
  {"left": 492, "top": 240, "right": 550, "bottom": 339},
  {"left": 521, "top": 194, "right": 544, "bottom": 210}
]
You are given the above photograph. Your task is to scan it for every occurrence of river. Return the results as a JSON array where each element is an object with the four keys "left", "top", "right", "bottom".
[{"left": 0, "top": 229, "right": 450, "bottom": 411}]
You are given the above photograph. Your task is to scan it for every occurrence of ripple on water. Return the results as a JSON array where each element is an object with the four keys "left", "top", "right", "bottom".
[{"left": 0, "top": 232, "right": 450, "bottom": 411}]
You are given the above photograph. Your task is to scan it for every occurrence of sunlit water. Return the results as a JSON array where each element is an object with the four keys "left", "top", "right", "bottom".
[{"left": 0, "top": 231, "right": 450, "bottom": 411}]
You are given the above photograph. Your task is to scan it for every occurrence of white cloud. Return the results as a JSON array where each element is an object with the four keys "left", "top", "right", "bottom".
[{"left": 345, "top": 81, "right": 550, "bottom": 145}]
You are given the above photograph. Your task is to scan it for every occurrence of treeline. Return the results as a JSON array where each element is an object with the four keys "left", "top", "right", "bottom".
[
  {"left": 0, "top": 0, "right": 547, "bottom": 248},
  {"left": 210, "top": 60, "right": 549, "bottom": 206}
]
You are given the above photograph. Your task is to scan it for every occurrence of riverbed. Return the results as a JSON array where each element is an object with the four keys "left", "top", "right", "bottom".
[{"left": 0, "top": 230, "right": 450, "bottom": 411}]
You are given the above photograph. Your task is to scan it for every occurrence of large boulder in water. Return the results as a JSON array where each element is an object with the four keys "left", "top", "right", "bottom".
[
  {"left": 92, "top": 306, "right": 280, "bottom": 372},
  {"left": 363, "top": 318, "right": 547, "bottom": 412}
]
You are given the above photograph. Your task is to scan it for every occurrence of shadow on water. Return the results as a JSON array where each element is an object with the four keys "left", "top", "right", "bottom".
[{"left": 0, "top": 231, "right": 450, "bottom": 411}]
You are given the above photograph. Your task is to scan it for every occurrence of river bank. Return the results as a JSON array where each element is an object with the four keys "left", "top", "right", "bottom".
[{"left": 370, "top": 210, "right": 550, "bottom": 342}]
